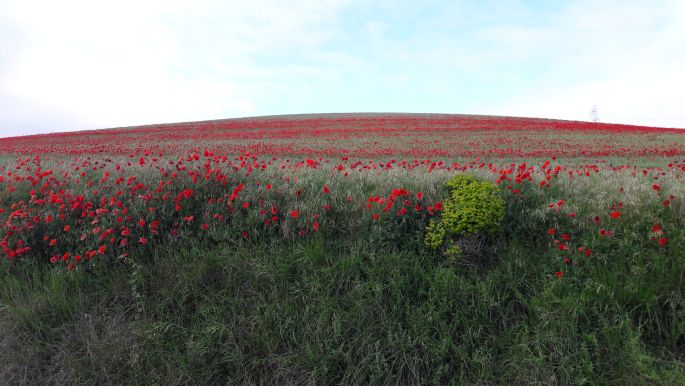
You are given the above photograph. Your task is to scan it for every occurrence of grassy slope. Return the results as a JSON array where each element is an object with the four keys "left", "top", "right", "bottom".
[
  {"left": 1, "top": 113, "right": 684, "bottom": 384},
  {"left": 2, "top": 170, "right": 684, "bottom": 385}
]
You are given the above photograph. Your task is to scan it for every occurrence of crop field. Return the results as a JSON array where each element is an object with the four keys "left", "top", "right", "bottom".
[{"left": 1, "top": 113, "right": 685, "bottom": 384}]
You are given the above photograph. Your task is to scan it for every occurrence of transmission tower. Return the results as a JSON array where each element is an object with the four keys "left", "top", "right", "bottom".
[{"left": 591, "top": 105, "right": 600, "bottom": 122}]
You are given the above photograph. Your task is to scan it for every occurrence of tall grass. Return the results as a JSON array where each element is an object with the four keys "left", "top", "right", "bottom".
[{"left": 1, "top": 163, "right": 684, "bottom": 384}]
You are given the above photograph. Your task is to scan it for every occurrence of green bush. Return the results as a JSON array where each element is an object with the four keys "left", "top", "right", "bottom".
[{"left": 425, "top": 174, "right": 505, "bottom": 263}]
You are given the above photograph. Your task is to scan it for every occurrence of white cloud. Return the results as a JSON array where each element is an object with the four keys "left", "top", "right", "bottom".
[
  {"left": 491, "top": 0, "right": 685, "bottom": 127},
  {"left": 0, "top": 0, "right": 356, "bottom": 136}
]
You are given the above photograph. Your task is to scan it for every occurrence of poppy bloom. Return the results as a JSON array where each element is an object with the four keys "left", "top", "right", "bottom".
[
  {"left": 609, "top": 211, "right": 621, "bottom": 219},
  {"left": 323, "top": 185, "right": 330, "bottom": 194},
  {"left": 658, "top": 237, "right": 668, "bottom": 247},
  {"left": 290, "top": 210, "right": 299, "bottom": 218},
  {"left": 652, "top": 223, "right": 663, "bottom": 235},
  {"left": 548, "top": 228, "right": 556, "bottom": 236},
  {"left": 652, "top": 183, "right": 661, "bottom": 191},
  {"left": 312, "top": 221, "right": 319, "bottom": 231},
  {"left": 555, "top": 271, "right": 564, "bottom": 278},
  {"left": 201, "top": 223, "right": 209, "bottom": 230},
  {"left": 63, "top": 225, "right": 70, "bottom": 232}
]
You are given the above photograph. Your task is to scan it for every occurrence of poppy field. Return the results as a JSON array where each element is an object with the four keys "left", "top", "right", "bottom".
[{"left": 1, "top": 113, "right": 684, "bottom": 384}]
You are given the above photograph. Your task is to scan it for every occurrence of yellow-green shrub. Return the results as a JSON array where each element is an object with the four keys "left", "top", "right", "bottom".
[{"left": 425, "top": 174, "right": 505, "bottom": 261}]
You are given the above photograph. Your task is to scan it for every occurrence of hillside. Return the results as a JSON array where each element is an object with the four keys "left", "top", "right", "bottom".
[{"left": 1, "top": 113, "right": 684, "bottom": 384}]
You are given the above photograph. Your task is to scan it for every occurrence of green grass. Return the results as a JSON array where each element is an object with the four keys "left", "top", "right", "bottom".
[
  {"left": 2, "top": 230, "right": 684, "bottom": 384},
  {"left": 2, "top": 166, "right": 685, "bottom": 384}
]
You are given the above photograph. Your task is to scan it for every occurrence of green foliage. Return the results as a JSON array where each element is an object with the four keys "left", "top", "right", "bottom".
[{"left": 425, "top": 174, "right": 505, "bottom": 261}]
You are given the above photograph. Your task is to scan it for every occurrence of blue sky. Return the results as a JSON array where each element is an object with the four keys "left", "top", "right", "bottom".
[{"left": 1, "top": 0, "right": 684, "bottom": 137}]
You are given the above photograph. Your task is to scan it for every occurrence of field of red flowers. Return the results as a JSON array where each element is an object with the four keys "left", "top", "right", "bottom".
[
  {"left": 2, "top": 113, "right": 684, "bottom": 384},
  {"left": 1, "top": 113, "right": 684, "bottom": 272}
]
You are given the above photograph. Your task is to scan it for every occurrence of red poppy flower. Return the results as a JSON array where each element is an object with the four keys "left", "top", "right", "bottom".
[
  {"left": 290, "top": 210, "right": 299, "bottom": 218},
  {"left": 555, "top": 271, "right": 564, "bottom": 278}
]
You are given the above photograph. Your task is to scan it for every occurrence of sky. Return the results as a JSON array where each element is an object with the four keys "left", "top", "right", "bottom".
[{"left": 1, "top": 0, "right": 684, "bottom": 138}]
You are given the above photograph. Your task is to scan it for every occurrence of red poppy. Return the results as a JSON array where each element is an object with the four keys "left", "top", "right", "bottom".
[
  {"left": 555, "top": 271, "right": 564, "bottom": 278},
  {"left": 658, "top": 237, "right": 668, "bottom": 247},
  {"left": 290, "top": 210, "right": 299, "bottom": 218},
  {"left": 652, "top": 223, "right": 663, "bottom": 235},
  {"left": 609, "top": 211, "right": 621, "bottom": 219},
  {"left": 323, "top": 185, "right": 330, "bottom": 194}
]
